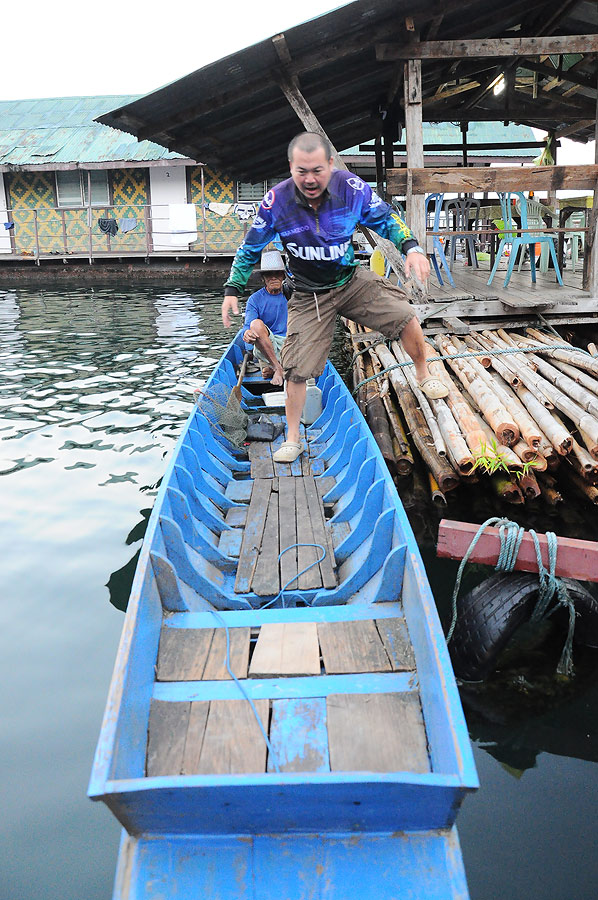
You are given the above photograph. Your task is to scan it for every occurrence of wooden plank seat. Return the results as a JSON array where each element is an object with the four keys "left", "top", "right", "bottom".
[
  {"left": 146, "top": 683, "right": 429, "bottom": 777},
  {"left": 155, "top": 618, "right": 415, "bottom": 686},
  {"left": 234, "top": 475, "right": 338, "bottom": 596}
]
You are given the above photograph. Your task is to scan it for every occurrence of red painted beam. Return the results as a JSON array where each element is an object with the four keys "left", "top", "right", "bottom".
[{"left": 437, "top": 519, "right": 598, "bottom": 584}]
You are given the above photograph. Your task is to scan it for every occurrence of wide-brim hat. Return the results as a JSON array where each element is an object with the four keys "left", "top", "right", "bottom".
[{"left": 258, "top": 249, "right": 285, "bottom": 273}]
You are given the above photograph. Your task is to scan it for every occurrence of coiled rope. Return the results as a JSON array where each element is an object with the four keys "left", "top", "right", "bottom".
[
  {"left": 446, "top": 517, "right": 576, "bottom": 675},
  {"left": 351, "top": 343, "right": 591, "bottom": 396}
]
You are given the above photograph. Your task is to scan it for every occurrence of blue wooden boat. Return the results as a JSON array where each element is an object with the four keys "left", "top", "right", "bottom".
[{"left": 88, "top": 330, "right": 478, "bottom": 899}]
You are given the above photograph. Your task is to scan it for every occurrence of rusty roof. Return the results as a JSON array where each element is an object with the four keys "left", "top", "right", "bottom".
[{"left": 0, "top": 96, "right": 189, "bottom": 170}]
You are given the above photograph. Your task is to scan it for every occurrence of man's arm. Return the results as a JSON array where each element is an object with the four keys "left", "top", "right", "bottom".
[
  {"left": 222, "top": 205, "right": 277, "bottom": 327},
  {"left": 358, "top": 188, "right": 430, "bottom": 281}
]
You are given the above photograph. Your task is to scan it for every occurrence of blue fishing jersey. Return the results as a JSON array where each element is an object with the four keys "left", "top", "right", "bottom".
[{"left": 224, "top": 170, "right": 416, "bottom": 295}]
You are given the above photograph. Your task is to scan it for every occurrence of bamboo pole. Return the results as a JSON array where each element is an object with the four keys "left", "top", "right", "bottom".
[
  {"left": 539, "top": 435, "right": 561, "bottom": 469},
  {"left": 473, "top": 332, "right": 521, "bottom": 387},
  {"left": 511, "top": 440, "right": 548, "bottom": 470},
  {"left": 371, "top": 342, "right": 459, "bottom": 492},
  {"left": 350, "top": 324, "right": 414, "bottom": 475},
  {"left": 519, "top": 470, "right": 541, "bottom": 501},
  {"left": 509, "top": 337, "right": 598, "bottom": 419},
  {"left": 563, "top": 467, "right": 598, "bottom": 504},
  {"left": 486, "top": 331, "right": 598, "bottom": 450},
  {"left": 428, "top": 472, "right": 447, "bottom": 506},
  {"left": 461, "top": 335, "right": 544, "bottom": 449},
  {"left": 437, "top": 333, "right": 520, "bottom": 445},
  {"left": 362, "top": 355, "right": 398, "bottom": 476},
  {"left": 525, "top": 327, "right": 598, "bottom": 378},
  {"left": 491, "top": 473, "right": 524, "bottom": 504},
  {"left": 393, "top": 343, "right": 446, "bottom": 457},
  {"left": 424, "top": 344, "right": 489, "bottom": 459},
  {"left": 537, "top": 472, "right": 562, "bottom": 505}
]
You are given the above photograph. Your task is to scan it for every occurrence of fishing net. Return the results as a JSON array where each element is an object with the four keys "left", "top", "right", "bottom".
[{"left": 195, "top": 381, "right": 248, "bottom": 447}]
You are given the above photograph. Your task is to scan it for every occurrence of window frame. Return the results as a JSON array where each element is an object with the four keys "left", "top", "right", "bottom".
[{"left": 56, "top": 170, "right": 110, "bottom": 209}]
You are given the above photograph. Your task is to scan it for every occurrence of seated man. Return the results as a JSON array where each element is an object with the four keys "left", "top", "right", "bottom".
[{"left": 243, "top": 249, "right": 287, "bottom": 387}]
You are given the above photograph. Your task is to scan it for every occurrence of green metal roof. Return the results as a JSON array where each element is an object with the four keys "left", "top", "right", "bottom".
[
  {"left": 0, "top": 96, "right": 187, "bottom": 168},
  {"left": 345, "top": 121, "right": 539, "bottom": 157}
]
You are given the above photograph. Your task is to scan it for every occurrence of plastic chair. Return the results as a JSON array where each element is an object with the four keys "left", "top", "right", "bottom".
[
  {"left": 444, "top": 198, "right": 481, "bottom": 269},
  {"left": 515, "top": 197, "right": 555, "bottom": 275},
  {"left": 565, "top": 209, "right": 586, "bottom": 273},
  {"left": 425, "top": 193, "right": 454, "bottom": 287},
  {"left": 487, "top": 192, "right": 563, "bottom": 288}
]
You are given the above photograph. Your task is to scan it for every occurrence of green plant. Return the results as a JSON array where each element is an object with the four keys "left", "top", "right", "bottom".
[{"left": 472, "top": 439, "right": 534, "bottom": 479}]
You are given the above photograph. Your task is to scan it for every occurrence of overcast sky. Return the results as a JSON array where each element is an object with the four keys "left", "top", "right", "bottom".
[
  {"left": 3, "top": 0, "right": 594, "bottom": 164},
  {"left": 2, "top": 0, "right": 343, "bottom": 101}
]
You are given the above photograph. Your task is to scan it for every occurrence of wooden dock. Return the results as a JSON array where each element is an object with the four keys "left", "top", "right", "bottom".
[{"left": 418, "top": 262, "right": 597, "bottom": 333}]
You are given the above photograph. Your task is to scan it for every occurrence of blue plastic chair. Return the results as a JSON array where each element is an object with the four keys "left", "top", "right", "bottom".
[
  {"left": 425, "top": 193, "right": 455, "bottom": 287},
  {"left": 487, "top": 191, "right": 563, "bottom": 288}
]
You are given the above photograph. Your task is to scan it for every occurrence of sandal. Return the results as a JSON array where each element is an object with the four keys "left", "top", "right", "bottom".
[
  {"left": 418, "top": 375, "right": 449, "bottom": 400},
  {"left": 272, "top": 441, "right": 305, "bottom": 463}
]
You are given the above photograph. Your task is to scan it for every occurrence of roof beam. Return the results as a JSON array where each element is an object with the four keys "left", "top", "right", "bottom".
[
  {"left": 387, "top": 164, "right": 598, "bottom": 195},
  {"left": 376, "top": 35, "right": 598, "bottom": 61},
  {"left": 518, "top": 59, "right": 598, "bottom": 90}
]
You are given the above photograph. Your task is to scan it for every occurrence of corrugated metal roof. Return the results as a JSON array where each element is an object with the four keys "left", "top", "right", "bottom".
[
  {"left": 0, "top": 96, "right": 188, "bottom": 168},
  {"left": 346, "top": 122, "right": 539, "bottom": 158},
  {"left": 96, "top": 0, "right": 598, "bottom": 182}
]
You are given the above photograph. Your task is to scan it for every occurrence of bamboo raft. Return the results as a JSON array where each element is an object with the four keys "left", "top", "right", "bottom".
[{"left": 349, "top": 321, "right": 598, "bottom": 509}]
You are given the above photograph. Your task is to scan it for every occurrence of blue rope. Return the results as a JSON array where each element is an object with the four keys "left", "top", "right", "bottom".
[
  {"left": 446, "top": 516, "right": 513, "bottom": 643},
  {"left": 528, "top": 530, "right": 576, "bottom": 676},
  {"left": 260, "top": 542, "right": 327, "bottom": 610},
  {"left": 447, "top": 520, "right": 577, "bottom": 675},
  {"left": 207, "top": 608, "right": 281, "bottom": 773}
]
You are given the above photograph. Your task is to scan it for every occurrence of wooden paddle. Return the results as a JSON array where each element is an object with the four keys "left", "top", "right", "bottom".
[{"left": 228, "top": 351, "right": 252, "bottom": 407}]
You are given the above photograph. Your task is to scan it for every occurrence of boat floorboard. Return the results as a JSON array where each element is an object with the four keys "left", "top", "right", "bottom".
[
  {"left": 147, "top": 617, "right": 425, "bottom": 777},
  {"left": 234, "top": 475, "right": 337, "bottom": 595}
]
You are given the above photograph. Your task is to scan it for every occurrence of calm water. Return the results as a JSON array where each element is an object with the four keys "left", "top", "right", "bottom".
[{"left": 1, "top": 283, "right": 596, "bottom": 900}]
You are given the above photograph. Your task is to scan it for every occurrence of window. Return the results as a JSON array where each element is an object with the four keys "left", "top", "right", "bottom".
[
  {"left": 56, "top": 170, "right": 109, "bottom": 207},
  {"left": 236, "top": 177, "right": 287, "bottom": 202},
  {"left": 236, "top": 180, "right": 266, "bottom": 202}
]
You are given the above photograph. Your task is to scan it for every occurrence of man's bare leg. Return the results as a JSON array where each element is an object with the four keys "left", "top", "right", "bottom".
[
  {"left": 284, "top": 380, "right": 306, "bottom": 445},
  {"left": 399, "top": 316, "right": 432, "bottom": 384},
  {"left": 250, "top": 319, "right": 284, "bottom": 386}
]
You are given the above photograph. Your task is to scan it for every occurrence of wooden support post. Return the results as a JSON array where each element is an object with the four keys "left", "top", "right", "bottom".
[
  {"left": 374, "top": 134, "right": 385, "bottom": 199},
  {"left": 403, "top": 58, "right": 426, "bottom": 251}
]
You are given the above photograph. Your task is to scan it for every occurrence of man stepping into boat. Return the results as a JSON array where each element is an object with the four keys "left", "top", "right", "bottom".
[
  {"left": 222, "top": 131, "right": 448, "bottom": 463},
  {"left": 243, "top": 249, "right": 287, "bottom": 387}
]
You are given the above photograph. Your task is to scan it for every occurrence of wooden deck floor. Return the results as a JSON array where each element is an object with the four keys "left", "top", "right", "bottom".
[
  {"left": 428, "top": 258, "right": 586, "bottom": 304},
  {"left": 417, "top": 258, "right": 597, "bottom": 333}
]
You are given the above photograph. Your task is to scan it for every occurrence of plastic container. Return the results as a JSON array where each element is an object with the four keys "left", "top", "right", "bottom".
[{"left": 301, "top": 378, "right": 323, "bottom": 425}]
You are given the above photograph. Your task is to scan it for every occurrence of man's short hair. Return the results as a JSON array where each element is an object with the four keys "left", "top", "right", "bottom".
[{"left": 288, "top": 132, "right": 332, "bottom": 162}]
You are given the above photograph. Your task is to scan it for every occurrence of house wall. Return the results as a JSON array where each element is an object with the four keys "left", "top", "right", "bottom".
[
  {"left": 111, "top": 169, "right": 149, "bottom": 252},
  {"left": 189, "top": 165, "right": 244, "bottom": 254},
  {"left": 3, "top": 165, "right": 250, "bottom": 258},
  {"left": 0, "top": 174, "right": 11, "bottom": 253}
]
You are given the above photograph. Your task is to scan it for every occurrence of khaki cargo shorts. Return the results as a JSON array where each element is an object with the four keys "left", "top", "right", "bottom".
[{"left": 281, "top": 265, "right": 415, "bottom": 382}]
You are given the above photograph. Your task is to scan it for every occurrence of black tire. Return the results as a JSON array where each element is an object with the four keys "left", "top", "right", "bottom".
[{"left": 449, "top": 572, "right": 598, "bottom": 681}]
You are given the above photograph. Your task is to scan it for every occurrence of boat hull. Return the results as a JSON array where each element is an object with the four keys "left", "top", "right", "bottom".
[{"left": 89, "top": 331, "right": 477, "bottom": 898}]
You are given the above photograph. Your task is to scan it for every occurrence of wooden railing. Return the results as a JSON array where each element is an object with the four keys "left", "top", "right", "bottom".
[{"left": 387, "top": 164, "right": 598, "bottom": 293}]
